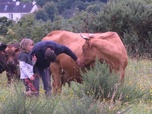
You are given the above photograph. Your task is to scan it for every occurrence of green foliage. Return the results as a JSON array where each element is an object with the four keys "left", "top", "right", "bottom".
[
  {"left": 4, "top": 14, "right": 53, "bottom": 43},
  {"left": 68, "top": 11, "right": 95, "bottom": 32},
  {"left": 0, "top": 82, "right": 101, "bottom": 114},
  {"left": 86, "top": 3, "right": 102, "bottom": 14},
  {"left": 43, "top": 2, "right": 57, "bottom": 21},
  {"left": 74, "top": 59, "right": 119, "bottom": 101},
  {"left": 0, "top": 83, "right": 59, "bottom": 114},
  {"left": 73, "top": 59, "right": 149, "bottom": 104},
  {"left": 0, "top": 17, "right": 13, "bottom": 35},
  {"left": 90, "top": 0, "right": 152, "bottom": 57},
  {"left": 50, "top": 16, "right": 70, "bottom": 30},
  {"left": 34, "top": 9, "right": 49, "bottom": 21},
  {"left": 0, "top": 58, "right": 152, "bottom": 114},
  {"left": 56, "top": 0, "right": 74, "bottom": 14},
  {"left": 35, "top": 0, "right": 48, "bottom": 7},
  {"left": 58, "top": 95, "right": 101, "bottom": 114},
  {"left": 1, "top": 0, "right": 152, "bottom": 58}
]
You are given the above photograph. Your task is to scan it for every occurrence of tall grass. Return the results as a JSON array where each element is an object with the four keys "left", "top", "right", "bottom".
[{"left": 0, "top": 58, "right": 152, "bottom": 114}]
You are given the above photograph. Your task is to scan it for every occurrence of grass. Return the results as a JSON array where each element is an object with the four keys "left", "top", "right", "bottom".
[{"left": 0, "top": 58, "right": 152, "bottom": 114}]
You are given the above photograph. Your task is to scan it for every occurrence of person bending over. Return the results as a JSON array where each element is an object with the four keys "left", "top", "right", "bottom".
[{"left": 30, "top": 40, "right": 80, "bottom": 96}]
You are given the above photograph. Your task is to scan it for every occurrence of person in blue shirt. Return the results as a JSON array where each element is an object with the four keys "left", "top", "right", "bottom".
[{"left": 30, "top": 40, "right": 80, "bottom": 96}]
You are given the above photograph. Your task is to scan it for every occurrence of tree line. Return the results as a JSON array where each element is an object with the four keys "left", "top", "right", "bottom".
[{"left": 0, "top": 0, "right": 152, "bottom": 58}]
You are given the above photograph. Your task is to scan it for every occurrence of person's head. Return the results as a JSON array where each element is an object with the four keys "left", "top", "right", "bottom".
[
  {"left": 20, "top": 38, "right": 34, "bottom": 52},
  {"left": 45, "top": 48, "right": 57, "bottom": 62}
]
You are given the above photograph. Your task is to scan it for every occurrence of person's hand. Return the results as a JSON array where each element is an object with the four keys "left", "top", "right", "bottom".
[
  {"left": 29, "top": 75, "right": 35, "bottom": 81},
  {"left": 32, "top": 55, "right": 37, "bottom": 65}
]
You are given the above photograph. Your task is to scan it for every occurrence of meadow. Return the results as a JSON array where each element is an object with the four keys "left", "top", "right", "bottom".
[{"left": 0, "top": 58, "right": 152, "bottom": 114}]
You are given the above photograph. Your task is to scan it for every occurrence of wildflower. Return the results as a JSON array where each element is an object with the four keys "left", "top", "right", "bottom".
[{"left": 129, "top": 81, "right": 132, "bottom": 84}]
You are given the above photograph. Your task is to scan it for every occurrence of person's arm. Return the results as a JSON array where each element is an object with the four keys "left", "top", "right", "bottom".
[
  {"left": 61, "top": 46, "right": 78, "bottom": 61},
  {"left": 32, "top": 55, "right": 37, "bottom": 66}
]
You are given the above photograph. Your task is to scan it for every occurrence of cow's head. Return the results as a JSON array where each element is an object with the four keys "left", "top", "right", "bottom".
[
  {"left": 5, "top": 43, "right": 20, "bottom": 72},
  {"left": 78, "top": 33, "right": 96, "bottom": 68}
]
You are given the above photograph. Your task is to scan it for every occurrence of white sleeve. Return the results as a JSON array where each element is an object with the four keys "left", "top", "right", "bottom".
[{"left": 19, "top": 61, "right": 34, "bottom": 78}]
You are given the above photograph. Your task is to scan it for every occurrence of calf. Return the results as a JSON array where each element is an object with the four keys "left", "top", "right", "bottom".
[{"left": 5, "top": 43, "right": 20, "bottom": 84}]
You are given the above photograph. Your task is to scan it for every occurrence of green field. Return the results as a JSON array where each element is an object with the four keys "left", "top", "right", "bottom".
[{"left": 0, "top": 58, "right": 152, "bottom": 114}]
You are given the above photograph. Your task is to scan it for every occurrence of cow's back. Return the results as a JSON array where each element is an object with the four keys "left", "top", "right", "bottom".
[
  {"left": 96, "top": 32, "right": 127, "bottom": 56},
  {"left": 95, "top": 32, "right": 128, "bottom": 66},
  {"left": 43, "top": 30, "right": 85, "bottom": 52}
]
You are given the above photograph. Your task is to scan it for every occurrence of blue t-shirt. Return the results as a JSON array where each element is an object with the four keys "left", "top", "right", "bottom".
[{"left": 30, "top": 41, "right": 77, "bottom": 69}]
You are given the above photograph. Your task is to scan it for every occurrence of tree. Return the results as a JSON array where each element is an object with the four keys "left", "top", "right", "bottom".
[
  {"left": 0, "top": 17, "right": 13, "bottom": 35},
  {"left": 43, "top": 2, "right": 57, "bottom": 21},
  {"left": 35, "top": 0, "right": 47, "bottom": 7},
  {"left": 5, "top": 14, "right": 53, "bottom": 43},
  {"left": 90, "top": 0, "right": 152, "bottom": 57},
  {"left": 35, "top": 9, "right": 48, "bottom": 21}
]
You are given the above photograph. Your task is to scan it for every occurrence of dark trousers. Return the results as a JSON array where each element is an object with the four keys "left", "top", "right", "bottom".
[{"left": 33, "top": 66, "right": 52, "bottom": 96}]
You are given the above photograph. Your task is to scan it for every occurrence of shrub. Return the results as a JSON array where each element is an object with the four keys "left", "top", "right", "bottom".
[
  {"left": 73, "top": 59, "right": 148, "bottom": 104},
  {"left": 90, "top": 0, "right": 152, "bottom": 57},
  {"left": 73, "top": 59, "right": 119, "bottom": 101}
]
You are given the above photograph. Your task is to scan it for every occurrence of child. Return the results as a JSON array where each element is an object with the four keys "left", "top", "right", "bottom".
[{"left": 18, "top": 38, "right": 38, "bottom": 96}]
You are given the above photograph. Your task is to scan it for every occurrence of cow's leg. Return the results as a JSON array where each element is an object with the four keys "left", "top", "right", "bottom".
[
  {"left": 119, "top": 67, "right": 125, "bottom": 84},
  {"left": 119, "top": 59, "right": 128, "bottom": 84},
  {"left": 50, "top": 62, "right": 62, "bottom": 95}
]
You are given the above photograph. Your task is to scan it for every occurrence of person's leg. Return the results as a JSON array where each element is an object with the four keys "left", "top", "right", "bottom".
[
  {"left": 45, "top": 67, "right": 52, "bottom": 96},
  {"left": 32, "top": 66, "right": 40, "bottom": 96},
  {"left": 22, "top": 79, "right": 34, "bottom": 97},
  {"left": 25, "top": 79, "right": 37, "bottom": 92},
  {"left": 22, "top": 79, "right": 29, "bottom": 92},
  {"left": 40, "top": 67, "right": 52, "bottom": 97}
]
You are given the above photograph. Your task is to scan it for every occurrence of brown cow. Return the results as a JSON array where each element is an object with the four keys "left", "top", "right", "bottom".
[
  {"left": 78, "top": 32, "right": 128, "bottom": 82},
  {"left": 4, "top": 43, "right": 20, "bottom": 84},
  {"left": 42, "top": 30, "right": 128, "bottom": 94}
]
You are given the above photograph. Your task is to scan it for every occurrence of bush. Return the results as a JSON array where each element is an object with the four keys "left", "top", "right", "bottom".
[
  {"left": 73, "top": 59, "right": 119, "bottom": 101},
  {"left": 73, "top": 59, "right": 148, "bottom": 104},
  {"left": 90, "top": 0, "right": 152, "bottom": 57}
]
